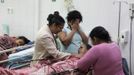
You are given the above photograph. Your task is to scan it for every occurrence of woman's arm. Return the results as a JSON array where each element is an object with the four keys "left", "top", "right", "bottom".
[
  {"left": 78, "top": 27, "right": 88, "bottom": 44},
  {"left": 58, "top": 24, "right": 79, "bottom": 46},
  {"left": 77, "top": 47, "right": 98, "bottom": 73},
  {"left": 41, "top": 37, "right": 70, "bottom": 59}
]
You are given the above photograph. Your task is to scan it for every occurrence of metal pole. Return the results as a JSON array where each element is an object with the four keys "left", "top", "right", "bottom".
[
  {"left": 117, "top": 1, "right": 121, "bottom": 45},
  {"left": 129, "top": 17, "right": 133, "bottom": 75},
  {"left": 0, "top": 44, "right": 34, "bottom": 54},
  {"left": 113, "top": 1, "right": 128, "bottom": 45}
]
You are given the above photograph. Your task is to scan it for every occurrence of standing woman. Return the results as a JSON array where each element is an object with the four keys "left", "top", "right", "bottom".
[
  {"left": 77, "top": 26, "right": 124, "bottom": 75},
  {"left": 58, "top": 10, "right": 88, "bottom": 54},
  {"left": 31, "top": 12, "right": 70, "bottom": 66}
]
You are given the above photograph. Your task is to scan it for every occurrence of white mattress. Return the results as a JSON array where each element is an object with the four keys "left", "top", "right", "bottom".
[{"left": 8, "top": 47, "right": 34, "bottom": 58}]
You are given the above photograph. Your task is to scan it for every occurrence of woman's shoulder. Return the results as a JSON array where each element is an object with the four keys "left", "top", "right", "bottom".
[
  {"left": 92, "top": 43, "right": 106, "bottom": 48},
  {"left": 91, "top": 42, "right": 113, "bottom": 49},
  {"left": 92, "top": 42, "right": 119, "bottom": 51},
  {"left": 37, "top": 34, "right": 53, "bottom": 41}
]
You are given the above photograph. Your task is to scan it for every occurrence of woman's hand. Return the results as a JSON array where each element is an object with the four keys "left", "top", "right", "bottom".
[
  {"left": 71, "top": 23, "right": 79, "bottom": 32},
  {"left": 71, "top": 54, "right": 82, "bottom": 58}
]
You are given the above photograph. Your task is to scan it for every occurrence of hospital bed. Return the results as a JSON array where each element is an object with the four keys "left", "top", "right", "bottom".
[
  {"left": 0, "top": 49, "right": 93, "bottom": 75},
  {"left": 0, "top": 44, "right": 34, "bottom": 55},
  {"left": 7, "top": 46, "right": 34, "bottom": 69},
  {"left": 0, "top": 44, "right": 34, "bottom": 69}
]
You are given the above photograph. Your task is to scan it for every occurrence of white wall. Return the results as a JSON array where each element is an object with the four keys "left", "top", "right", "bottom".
[
  {"left": 39, "top": 0, "right": 67, "bottom": 29},
  {"left": 0, "top": 0, "right": 37, "bottom": 40},
  {"left": 73, "top": 0, "right": 119, "bottom": 41},
  {"left": 0, "top": 0, "right": 134, "bottom": 74}
]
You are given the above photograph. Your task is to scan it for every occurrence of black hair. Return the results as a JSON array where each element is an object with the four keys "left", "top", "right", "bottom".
[
  {"left": 47, "top": 11, "right": 65, "bottom": 26},
  {"left": 89, "top": 26, "right": 111, "bottom": 42},
  {"left": 86, "top": 44, "right": 92, "bottom": 50},
  {"left": 17, "top": 36, "right": 30, "bottom": 44},
  {"left": 66, "top": 10, "right": 82, "bottom": 22},
  {"left": 78, "top": 44, "right": 92, "bottom": 54}
]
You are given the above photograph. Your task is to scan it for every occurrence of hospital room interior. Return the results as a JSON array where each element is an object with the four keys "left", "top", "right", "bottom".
[{"left": 0, "top": 0, "right": 134, "bottom": 75}]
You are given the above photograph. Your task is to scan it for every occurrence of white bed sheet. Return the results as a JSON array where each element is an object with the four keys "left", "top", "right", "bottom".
[{"left": 8, "top": 47, "right": 34, "bottom": 58}]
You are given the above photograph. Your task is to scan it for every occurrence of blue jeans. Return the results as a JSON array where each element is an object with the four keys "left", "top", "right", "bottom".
[{"left": 6, "top": 55, "right": 32, "bottom": 69}]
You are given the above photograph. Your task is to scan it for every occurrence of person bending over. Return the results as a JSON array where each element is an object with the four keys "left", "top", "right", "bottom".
[{"left": 77, "top": 26, "right": 125, "bottom": 75}]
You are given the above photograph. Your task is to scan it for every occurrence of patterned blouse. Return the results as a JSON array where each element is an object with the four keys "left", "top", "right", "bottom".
[
  {"left": 0, "top": 35, "right": 17, "bottom": 50},
  {"left": 0, "top": 35, "right": 17, "bottom": 66}
]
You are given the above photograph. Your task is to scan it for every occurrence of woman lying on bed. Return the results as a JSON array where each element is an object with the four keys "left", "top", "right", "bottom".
[
  {"left": 0, "top": 35, "right": 31, "bottom": 67},
  {"left": 0, "top": 44, "right": 91, "bottom": 75}
]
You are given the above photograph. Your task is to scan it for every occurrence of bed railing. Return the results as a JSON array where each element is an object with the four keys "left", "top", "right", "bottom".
[
  {"left": 0, "top": 54, "right": 32, "bottom": 64},
  {"left": 0, "top": 44, "right": 34, "bottom": 54},
  {"left": 0, "top": 44, "right": 34, "bottom": 64}
]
